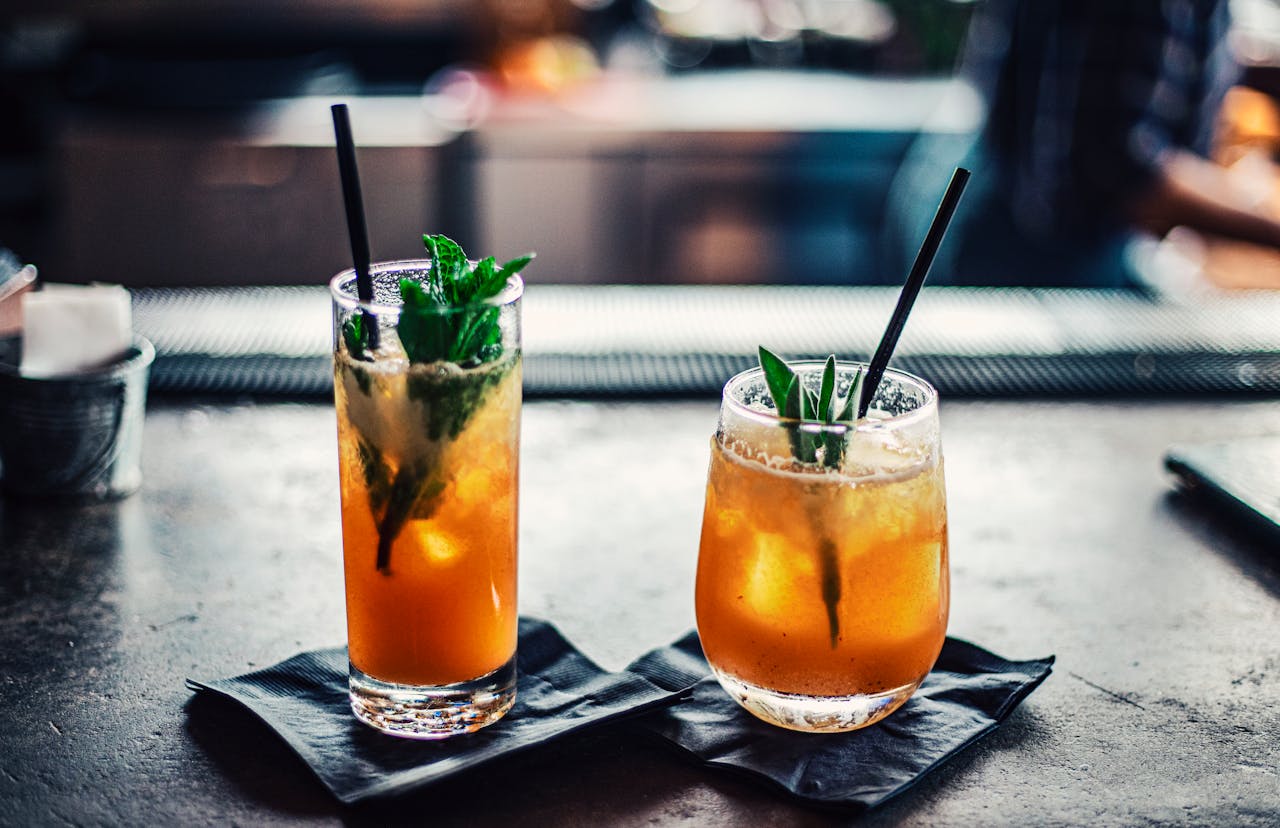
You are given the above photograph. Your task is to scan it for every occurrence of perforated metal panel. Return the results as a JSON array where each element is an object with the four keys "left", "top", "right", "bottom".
[{"left": 132, "top": 286, "right": 1280, "bottom": 398}]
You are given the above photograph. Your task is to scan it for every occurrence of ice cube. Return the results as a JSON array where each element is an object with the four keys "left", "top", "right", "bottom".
[
  {"left": 841, "top": 429, "right": 918, "bottom": 478},
  {"left": 740, "top": 531, "right": 815, "bottom": 624},
  {"left": 413, "top": 523, "right": 461, "bottom": 566}
]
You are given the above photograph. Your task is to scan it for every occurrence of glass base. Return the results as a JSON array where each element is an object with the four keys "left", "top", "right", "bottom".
[
  {"left": 711, "top": 665, "right": 922, "bottom": 733},
  {"left": 349, "top": 656, "right": 517, "bottom": 740}
]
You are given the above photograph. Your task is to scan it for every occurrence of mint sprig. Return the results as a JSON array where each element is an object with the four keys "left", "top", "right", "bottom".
[
  {"left": 338, "top": 235, "right": 533, "bottom": 365},
  {"left": 341, "top": 314, "right": 374, "bottom": 364},
  {"left": 396, "top": 235, "right": 533, "bottom": 367},
  {"left": 343, "top": 234, "right": 533, "bottom": 576},
  {"left": 757, "top": 347, "right": 864, "bottom": 469}
]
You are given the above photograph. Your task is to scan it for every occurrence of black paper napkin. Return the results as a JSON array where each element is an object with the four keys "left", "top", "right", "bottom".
[
  {"left": 188, "top": 619, "right": 1052, "bottom": 812},
  {"left": 185, "top": 617, "right": 705, "bottom": 804},
  {"left": 630, "top": 631, "right": 1054, "bottom": 813}
]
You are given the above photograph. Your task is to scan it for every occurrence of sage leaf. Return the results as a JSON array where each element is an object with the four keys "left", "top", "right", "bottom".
[
  {"left": 818, "top": 355, "right": 836, "bottom": 423},
  {"left": 800, "top": 382, "right": 819, "bottom": 422},
  {"left": 782, "top": 374, "right": 801, "bottom": 420},
  {"left": 759, "top": 346, "right": 796, "bottom": 415},
  {"left": 838, "top": 367, "right": 864, "bottom": 423}
]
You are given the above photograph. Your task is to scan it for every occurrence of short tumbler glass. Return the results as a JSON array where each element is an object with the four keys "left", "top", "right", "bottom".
[
  {"left": 695, "top": 362, "right": 949, "bottom": 732},
  {"left": 330, "top": 260, "right": 521, "bottom": 739}
]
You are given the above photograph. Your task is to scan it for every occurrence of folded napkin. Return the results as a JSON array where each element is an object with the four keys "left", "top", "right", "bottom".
[
  {"left": 185, "top": 617, "right": 705, "bottom": 804},
  {"left": 633, "top": 632, "right": 1054, "bottom": 813},
  {"left": 188, "top": 619, "right": 1052, "bottom": 812}
]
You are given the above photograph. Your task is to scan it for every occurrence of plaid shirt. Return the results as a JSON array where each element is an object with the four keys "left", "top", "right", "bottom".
[{"left": 967, "top": 0, "right": 1238, "bottom": 239}]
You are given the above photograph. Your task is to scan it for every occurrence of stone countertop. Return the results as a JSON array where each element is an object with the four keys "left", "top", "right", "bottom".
[{"left": 1, "top": 397, "right": 1278, "bottom": 825}]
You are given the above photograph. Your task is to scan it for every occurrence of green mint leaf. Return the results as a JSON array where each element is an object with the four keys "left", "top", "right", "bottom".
[
  {"left": 399, "top": 276, "right": 430, "bottom": 308},
  {"left": 818, "top": 355, "right": 836, "bottom": 423},
  {"left": 409, "top": 479, "right": 447, "bottom": 520},
  {"left": 474, "top": 257, "right": 499, "bottom": 296},
  {"left": 397, "top": 278, "right": 452, "bottom": 364},
  {"left": 447, "top": 310, "right": 480, "bottom": 364},
  {"left": 423, "top": 234, "right": 467, "bottom": 284},
  {"left": 396, "top": 237, "right": 530, "bottom": 368},
  {"left": 407, "top": 359, "right": 513, "bottom": 441},
  {"left": 498, "top": 253, "right": 534, "bottom": 281},
  {"left": 354, "top": 363, "right": 373, "bottom": 395},
  {"left": 375, "top": 461, "right": 437, "bottom": 573},
  {"left": 342, "top": 314, "right": 370, "bottom": 361},
  {"left": 447, "top": 306, "right": 500, "bottom": 365},
  {"left": 357, "top": 437, "right": 393, "bottom": 517},
  {"left": 356, "top": 438, "right": 443, "bottom": 574}
]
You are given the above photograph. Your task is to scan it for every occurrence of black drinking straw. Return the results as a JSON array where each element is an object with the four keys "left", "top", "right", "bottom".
[
  {"left": 857, "top": 167, "right": 970, "bottom": 418},
  {"left": 331, "top": 103, "right": 379, "bottom": 349}
]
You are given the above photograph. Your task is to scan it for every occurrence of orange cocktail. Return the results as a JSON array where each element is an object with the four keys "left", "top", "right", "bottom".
[
  {"left": 331, "top": 256, "right": 523, "bottom": 739},
  {"left": 335, "top": 354, "right": 520, "bottom": 686},
  {"left": 695, "top": 362, "right": 948, "bottom": 732}
]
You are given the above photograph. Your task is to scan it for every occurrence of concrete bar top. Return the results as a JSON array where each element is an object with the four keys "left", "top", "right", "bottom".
[{"left": 1, "top": 396, "right": 1277, "bottom": 824}]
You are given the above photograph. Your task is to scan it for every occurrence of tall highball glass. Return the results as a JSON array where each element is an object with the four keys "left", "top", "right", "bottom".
[{"left": 330, "top": 260, "right": 521, "bottom": 739}]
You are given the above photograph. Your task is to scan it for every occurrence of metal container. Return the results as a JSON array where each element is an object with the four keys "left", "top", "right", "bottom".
[{"left": 0, "top": 336, "right": 154, "bottom": 499}]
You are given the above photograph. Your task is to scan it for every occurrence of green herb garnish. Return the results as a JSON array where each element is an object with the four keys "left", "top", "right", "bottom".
[
  {"left": 340, "top": 234, "right": 532, "bottom": 366},
  {"left": 396, "top": 235, "right": 532, "bottom": 366},
  {"left": 375, "top": 463, "right": 445, "bottom": 573},
  {"left": 757, "top": 347, "right": 863, "bottom": 469},
  {"left": 407, "top": 367, "right": 509, "bottom": 442},
  {"left": 757, "top": 346, "right": 865, "bottom": 647},
  {"left": 344, "top": 234, "right": 533, "bottom": 574},
  {"left": 342, "top": 314, "right": 371, "bottom": 360}
]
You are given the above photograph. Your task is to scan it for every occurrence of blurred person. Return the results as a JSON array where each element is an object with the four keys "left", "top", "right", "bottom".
[{"left": 885, "top": 0, "right": 1280, "bottom": 288}]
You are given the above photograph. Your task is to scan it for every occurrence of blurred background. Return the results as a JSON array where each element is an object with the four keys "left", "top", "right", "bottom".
[{"left": 1, "top": 0, "right": 1278, "bottom": 289}]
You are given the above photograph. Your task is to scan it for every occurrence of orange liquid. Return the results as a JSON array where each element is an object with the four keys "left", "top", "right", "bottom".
[
  {"left": 335, "top": 354, "right": 520, "bottom": 686},
  {"left": 695, "top": 436, "right": 948, "bottom": 697}
]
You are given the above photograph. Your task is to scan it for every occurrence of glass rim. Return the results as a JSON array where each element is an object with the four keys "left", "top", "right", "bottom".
[
  {"left": 329, "top": 259, "right": 525, "bottom": 314},
  {"left": 722, "top": 360, "right": 939, "bottom": 433}
]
